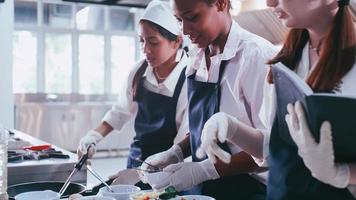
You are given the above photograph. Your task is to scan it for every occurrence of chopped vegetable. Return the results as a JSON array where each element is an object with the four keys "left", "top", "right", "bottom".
[{"left": 158, "top": 186, "right": 178, "bottom": 199}]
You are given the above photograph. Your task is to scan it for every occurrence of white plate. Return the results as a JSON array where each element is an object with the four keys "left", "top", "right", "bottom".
[{"left": 173, "top": 195, "right": 216, "bottom": 200}]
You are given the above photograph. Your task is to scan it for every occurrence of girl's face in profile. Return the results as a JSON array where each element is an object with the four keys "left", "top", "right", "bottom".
[
  {"left": 172, "top": 0, "right": 227, "bottom": 48},
  {"left": 139, "top": 21, "right": 180, "bottom": 68},
  {"left": 266, "top": 0, "right": 337, "bottom": 29}
]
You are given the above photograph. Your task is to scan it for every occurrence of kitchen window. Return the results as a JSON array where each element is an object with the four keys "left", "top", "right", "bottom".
[
  {"left": 13, "top": 0, "right": 142, "bottom": 95},
  {"left": 78, "top": 34, "right": 105, "bottom": 94},
  {"left": 13, "top": 31, "right": 37, "bottom": 93},
  {"left": 111, "top": 36, "right": 136, "bottom": 94},
  {"left": 45, "top": 33, "right": 72, "bottom": 93}
]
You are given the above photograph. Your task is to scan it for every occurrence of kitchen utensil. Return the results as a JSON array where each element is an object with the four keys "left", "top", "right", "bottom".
[
  {"left": 59, "top": 144, "right": 94, "bottom": 197},
  {"left": 97, "top": 185, "right": 140, "bottom": 200},
  {"left": 8, "top": 179, "right": 117, "bottom": 200},
  {"left": 23, "top": 144, "right": 52, "bottom": 151},
  {"left": 8, "top": 181, "right": 87, "bottom": 200},
  {"left": 133, "top": 157, "right": 162, "bottom": 171},
  {"left": 76, "top": 196, "right": 115, "bottom": 200},
  {"left": 86, "top": 165, "right": 114, "bottom": 193},
  {"left": 133, "top": 167, "right": 161, "bottom": 173}
]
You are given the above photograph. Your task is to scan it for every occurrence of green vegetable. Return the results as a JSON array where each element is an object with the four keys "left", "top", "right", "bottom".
[{"left": 158, "top": 186, "right": 178, "bottom": 199}]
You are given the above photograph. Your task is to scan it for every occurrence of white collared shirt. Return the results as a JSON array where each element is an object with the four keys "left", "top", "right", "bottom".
[
  {"left": 103, "top": 52, "right": 189, "bottom": 144},
  {"left": 186, "top": 21, "right": 278, "bottom": 154},
  {"left": 260, "top": 42, "right": 356, "bottom": 166}
]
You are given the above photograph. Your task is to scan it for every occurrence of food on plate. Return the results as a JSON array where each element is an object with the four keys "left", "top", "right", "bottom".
[
  {"left": 130, "top": 191, "right": 162, "bottom": 200},
  {"left": 131, "top": 186, "right": 178, "bottom": 200}
]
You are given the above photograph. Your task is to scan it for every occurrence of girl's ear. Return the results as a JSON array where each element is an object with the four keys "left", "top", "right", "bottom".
[
  {"left": 174, "top": 35, "right": 183, "bottom": 49},
  {"left": 215, "top": 0, "right": 229, "bottom": 12}
]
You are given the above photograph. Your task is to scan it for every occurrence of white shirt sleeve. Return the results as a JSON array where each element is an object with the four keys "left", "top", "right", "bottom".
[
  {"left": 102, "top": 61, "right": 143, "bottom": 131},
  {"left": 254, "top": 74, "right": 277, "bottom": 167},
  {"left": 239, "top": 48, "right": 276, "bottom": 167},
  {"left": 239, "top": 50, "right": 269, "bottom": 130}
]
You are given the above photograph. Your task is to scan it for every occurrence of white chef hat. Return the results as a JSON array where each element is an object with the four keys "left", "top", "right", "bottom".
[{"left": 140, "top": 0, "right": 181, "bottom": 35}]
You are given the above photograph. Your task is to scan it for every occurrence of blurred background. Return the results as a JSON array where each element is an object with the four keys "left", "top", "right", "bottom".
[
  {"left": 2, "top": 0, "right": 298, "bottom": 153},
  {"left": 1, "top": 0, "right": 355, "bottom": 188}
]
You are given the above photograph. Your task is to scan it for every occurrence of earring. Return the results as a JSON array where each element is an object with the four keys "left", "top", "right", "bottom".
[{"left": 175, "top": 48, "right": 183, "bottom": 62}]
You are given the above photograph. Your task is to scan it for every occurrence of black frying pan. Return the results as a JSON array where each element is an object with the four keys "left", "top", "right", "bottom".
[
  {"left": 8, "top": 181, "right": 86, "bottom": 199},
  {"left": 7, "top": 179, "right": 114, "bottom": 199}
]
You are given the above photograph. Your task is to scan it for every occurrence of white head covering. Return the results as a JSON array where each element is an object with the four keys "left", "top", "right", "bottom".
[{"left": 140, "top": 0, "right": 181, "bottom": 35}]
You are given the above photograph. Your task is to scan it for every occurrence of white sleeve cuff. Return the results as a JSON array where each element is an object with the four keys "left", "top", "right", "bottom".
[
  {"left": 251, "top": 128, "right": 270, "bottom": 167},
  {"left": 102, "top": 108, "right": 132, "bottom": 131}
]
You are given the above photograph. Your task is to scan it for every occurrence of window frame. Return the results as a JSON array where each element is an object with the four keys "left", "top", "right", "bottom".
[{"left": 14, "top": 0, "right": 141, "bottom": 94}]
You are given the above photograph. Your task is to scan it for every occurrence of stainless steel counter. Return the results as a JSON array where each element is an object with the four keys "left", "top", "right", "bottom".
[{"left": 8, "top": 130, "right": 87, "bottom": 186}]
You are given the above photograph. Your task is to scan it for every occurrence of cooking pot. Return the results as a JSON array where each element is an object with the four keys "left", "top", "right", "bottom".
[{"left": 8, "top": 180, "right": 114, "bottom": 200}]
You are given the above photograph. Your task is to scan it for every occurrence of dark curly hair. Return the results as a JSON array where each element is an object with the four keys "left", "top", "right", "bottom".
[{"left": 204, "top": 0, "right": 231, "bottom": 9}]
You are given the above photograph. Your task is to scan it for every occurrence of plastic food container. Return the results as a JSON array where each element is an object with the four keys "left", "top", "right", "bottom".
[
  {"left": 98, "top": 184, "right": 141, "bottom": 200},
  {"left": 77, "top": 196, "right": 115, "bottom": 200}
]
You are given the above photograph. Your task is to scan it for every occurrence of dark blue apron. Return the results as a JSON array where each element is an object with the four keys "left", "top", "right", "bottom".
[
  {"left": 127, "top": 67, "right": 186, "bottom": 169},
  {"left": 267, "top": 68, "right": 355, "bottom": 200},
  {"left": 187, "top": 60, "right": 266, "bottom": 199}
]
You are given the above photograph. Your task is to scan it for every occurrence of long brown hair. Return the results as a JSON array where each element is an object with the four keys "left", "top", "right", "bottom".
[{"left": 268, "top": 4, "right": 356, "bottom": 92}]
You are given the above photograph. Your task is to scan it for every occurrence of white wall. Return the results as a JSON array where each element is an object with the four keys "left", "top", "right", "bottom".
[{"left": 0, "top": 0, "right": 14, "bottom": 128}]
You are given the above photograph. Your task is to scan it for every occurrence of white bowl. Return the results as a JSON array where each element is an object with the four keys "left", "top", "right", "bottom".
[
  {"left": 78, "top": 196, "right": 115, "bottom": 200},
  {"left": 98, "top": 184, "right": 141, "bottom": 200},
  {"left": 173, "top": 195, "right": 216, "bottom": 200},
  {"left": 15, "top": 190, "right": 60, "bottom": 200}
]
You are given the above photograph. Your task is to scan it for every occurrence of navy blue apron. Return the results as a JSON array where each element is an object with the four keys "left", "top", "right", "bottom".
[
  {"left": 187, "top": 60, "right": 266, "bottom": 199},
  {"left": 267, "top": 71, "right": 355, "bottom": 200},
  {"left": 127, "top": 67, "right": 186, "bottom": 169}
]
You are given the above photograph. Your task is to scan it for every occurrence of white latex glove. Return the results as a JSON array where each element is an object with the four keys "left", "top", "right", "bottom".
[
  {"left": 108, "top": 169, "right": 141, "bottom": 185},
  {"left": 151, "top": 159, "right": 220, "bottom": 192},
  {"left": 77, "top": 130, "right": 103, "bottom": 160},
  {"left": 196, "top": 112, "right": 239, "bottom": 164},
  {"left": 141, "top": 145, "right": 184, "bottom": 172},
  {"left": 286, "top": 101, "right": 350, "bottom": 188}
]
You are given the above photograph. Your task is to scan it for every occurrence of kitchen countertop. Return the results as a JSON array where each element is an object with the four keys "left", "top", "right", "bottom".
[{"left": 8, "top": 130, "right": 87, "bottom": 186}]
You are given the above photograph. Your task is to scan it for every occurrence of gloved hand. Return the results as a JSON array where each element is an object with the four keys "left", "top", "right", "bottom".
[
  {"left": 151, "top": 159, "right": 220, "bottom": 192},
  {"left": 286, "top": 101, "right": 350, "bottom": 188},
  {"left": 196, "top": 112, "right": 240, "bottom": 164},
  {"left": 108, "top": 169, "right": 141, "bottom": 185},
  {"left": 141, "top": 145, "right": 184, "bottom": 172},
  {"left": 77, "top": 130, "right": 103, "bottom": 161}
]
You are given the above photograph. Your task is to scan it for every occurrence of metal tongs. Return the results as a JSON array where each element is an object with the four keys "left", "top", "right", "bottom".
[
  {"left": 87, "top": 165, "right": 115, "bottom": 193},
  {"left": 59, "top": 144, "right": 95, "bottom": 197},
  {"left": 133, "top": 157, "right": 163, "bottom": 173}
]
